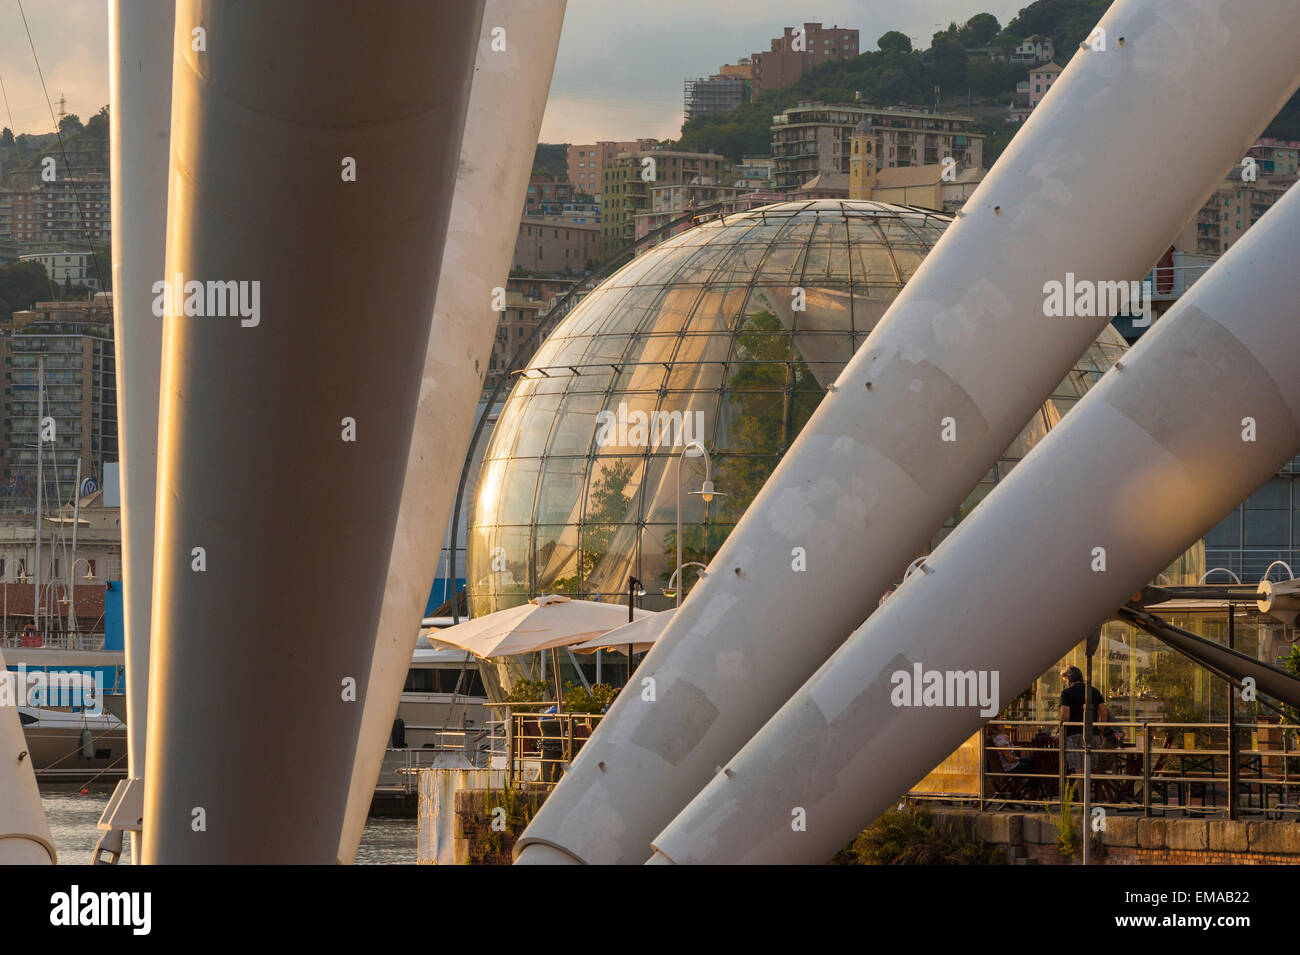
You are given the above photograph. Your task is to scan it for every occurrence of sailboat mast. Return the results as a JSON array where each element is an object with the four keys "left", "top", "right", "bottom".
[{"left": 34, "top": 356, "right": 43, "bottom": 635}]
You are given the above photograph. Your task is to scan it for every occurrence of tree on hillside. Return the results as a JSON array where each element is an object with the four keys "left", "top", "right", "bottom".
[
  {"left": 1, "top": 127, "right": 14, "bottom": 148},
  {"left": 964, "top": 13, "right": 1001, "bottom": 45},
  {"left": 877, "top": 31, "right": 911, "bottom": 53},
  {"left": 58, "top": 113, "right": 83, "bottom": 136},
  {"left": 928, "top": 35, "right": 968, "bottom": 90},
  {"left": 86, "top": 105, "right": 109, "bottom": 138},
  {"left": 0, "top": 261, "right": 54, "bottom": 319}
]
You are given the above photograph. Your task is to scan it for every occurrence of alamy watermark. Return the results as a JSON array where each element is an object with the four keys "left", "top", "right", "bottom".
[
  {"left": 151, "top": 273, "right": 261, "bottom": 327},
  {"left": 890, "top": 662, "right": 1000, "bottom": 717},
  {"left": 594, "top": 402, "right": 706, "bottom": 449},
  {"left": 1042, "top": 272, "right": 1152, "bottom": 328},
  {"left": 0, "top": 666, "right": 104, "bottom": 715}
]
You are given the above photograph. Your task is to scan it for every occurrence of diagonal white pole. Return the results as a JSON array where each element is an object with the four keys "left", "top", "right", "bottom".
[
  {"left": 0, "top": 648, "right": 56, "bottom": 863},
  {"left": 517, "top": 0, "right": 1300, "bottom": 864},
  {"left": 336, "top": 0, "right": 567, "bottom": 865},
  {"left": 650, "top": 179, "right": 1300, "bottom": 864},
  {"left": 143, "top": 0, "right": 484, "bottom": 863},
  {"left": 106, "top": 0, "right": 173, "bottom": 864}
]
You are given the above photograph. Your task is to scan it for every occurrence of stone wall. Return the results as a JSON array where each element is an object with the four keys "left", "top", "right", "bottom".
[
  {"left": 958, "top": 810, "right": 1300, "bottom": 865},
  {"left": 452, "top": 788, "right": 549, "bottom": 865}
]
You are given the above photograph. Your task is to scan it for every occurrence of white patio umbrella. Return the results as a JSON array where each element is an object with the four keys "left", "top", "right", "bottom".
[
  {"left": 434, "top": 594, "right": 654, "bottom": 659},
  {"left": 571, "top": 608, "right": 676, "bottom": 654}
]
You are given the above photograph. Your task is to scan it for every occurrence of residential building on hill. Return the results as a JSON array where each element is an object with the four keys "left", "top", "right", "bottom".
[
  {"left": 771, "top": 102, "right": 982, "bottom": 191},
  {"left": 513, "top": 217, "right": 600, "bottom": 273},
  {"left": 1028, "top": 62, "right": 1063, "bottom": 110},
  {"left": 0, "top": 297, "right": 117, "bottom": 505},
  {"left": 600, "top": 149, "right": 728, "bottom": 257},
  {"left": 0, "top": 173, "right": 111, "bottom": 256},
  {"left": 567, "top": 140, "right": 658, "bottom": 198},
  {"left": 751, "top": 23, "right": 859, "bottom": 92}
]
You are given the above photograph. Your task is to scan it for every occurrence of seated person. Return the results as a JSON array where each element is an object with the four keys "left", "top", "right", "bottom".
[{"left": 989, "top": 724, "right": 1036, "bottom": 776}]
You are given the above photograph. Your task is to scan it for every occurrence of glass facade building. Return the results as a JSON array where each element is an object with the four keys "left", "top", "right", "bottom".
[{"left": 468, "top": 200, "right": 1132, "bottom": 623}]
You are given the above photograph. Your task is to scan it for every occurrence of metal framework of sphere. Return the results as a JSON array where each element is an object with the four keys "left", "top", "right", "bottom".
[{"left": 468, "top": 200, "right": 1130, "bottom": 620}]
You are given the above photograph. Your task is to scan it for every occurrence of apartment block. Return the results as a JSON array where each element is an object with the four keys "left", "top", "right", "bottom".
[
  {"left": 751, "top": 23, "right": 859, "bottom": 93},
  {"left": 771, "top": 102, "right": 983, "bottom": 191},
  {"left": 0, "top": 173, "right": 111, "bottom": 254},
  {"left": 19, "top": 250, "right": 103, "bottom": 291},
  {"left": 684, "top": 62, "right": 752, "bottom": 122},
  {"left": 567, "top": 140, "right": 658, "bottom": 198},
  {"left": 0, "top": 298, "right": 117, "bottom": 504},
  {"left": 600, "top": 149, "right": 729, "bottom": 258},
  {"left": 513, "top": 217, "right": 600, "bottom": 273}
]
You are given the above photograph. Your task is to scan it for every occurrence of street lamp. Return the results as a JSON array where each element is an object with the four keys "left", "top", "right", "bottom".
[
  {"left": 62, "top": 558, "right": 97, "bottom": 635},
  {"left": 624, "top": 575, "right": 646, "bottom": 684},
  {"left": 675, "top": 441, "right": 724, "bottom": 609},
  {"left": 662, "top": 562, "right": 708, "bottom": 600}
]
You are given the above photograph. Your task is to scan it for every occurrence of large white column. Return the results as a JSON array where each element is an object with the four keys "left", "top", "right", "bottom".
[
  {"left": 143, "top": 0, "right": 483, "bottom": 863},
  {"left": 107, "top": 0, "right": 173, "bottom": 863},
  {"left": 650, "top": 179, "right": 1300, "bottom": 865},
  {"left": 335, "top": 0, "right": 566, "bottom": 865},
  {"left": 517, "top": 0, "right": 1300, "bottom": 864},
  {"left": 0, "top": 649, "right": 56, "bottom": 864}
]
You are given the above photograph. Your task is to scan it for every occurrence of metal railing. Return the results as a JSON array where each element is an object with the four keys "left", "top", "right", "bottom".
[
  {"left": 0, "top": 629, "right": 106, "bottom": 650},
  {"left": 376, "top": 727, "right": 493, "bottom": 794},
  {"left": 917, "top": 719, "right": 1300, "bottom": 819},
  {"left": 484, "top": 702, "right": 606, "bottom": 788}
]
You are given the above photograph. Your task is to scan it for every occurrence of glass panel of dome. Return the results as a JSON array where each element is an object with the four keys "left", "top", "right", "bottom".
[
  {"left": 887, "top": 245, "right": 926, "bottom": 281},
  {"left": 789, "top": 287, "right": 853, "bottom": 335},
  {"left": 578, "top": 332, "right": 633, "bottom": 366},
  {"left": 607, "top": 250, "right": 670, "bottom": 291},
  {"left": 583, "top": 455, "right": 646, "bottom": 524},
  {"left": 528, "top": 334, "right": 571, "bottom": 371},
  {"left": 475, "top": 456, "right": 510, "bottom": 522},
  {"left": 564, "top": 285, "right": 633, "bottom": 336},
  {"left": 671, "top": 241, "right": 735, "bottom": 284},
  {"left": 681, "top": 286, "right": 747, "bottom": 337},
  {"left": 511, "top": 392, "right": 562, "bottom": 457},
  {"left": 495, "top": 456, "right": 541, "bottom": 527},
  {"left": 477, "top": 524, "right": 529, "bottom": 594},
  {"left": 665, "top": 339, "right": 732, "bottom": 391},
  {"left": 716, "top": 389, "right": 787, "bottom": 455},
  {"left": 849, "top": 229, "right": 901, "bottom": 285},
  {"left": 712, "top": 453, "right": 781, "bottom": 517},
  {"left": 612, "top": 358, "right": 670, "bottom": 395},
  {"left": 526, "top": 367, "right": 570, "bottom": 396},
  {"left": 640, "top": 286, "right": 704, "bottom": 336},
  {"left": 790, "top": 333, "right": 850, "bottom": 381},
  {"left": 755, "top": 240, "right": 806, "bottom": 282},
  {"left": 549, "top": 393, "right": 605, "bottom": 458},
  {"left": 535, "top": 524, "right": 580, "bottom": 593},
  {"left": 642, "top": 454, "right": 711, "bottom": 524},
  {"left": 561, "top": 365, "right": 613, "bottom": 396},
  {"left": 641, "top": 241, "right": 717, "bottom": 289},
  {"left": 580, "top": 521, "right": 642, "bottom": 599},
  {"left": 484, "top": 401, "right": 526, "bottom": 462},
  {"left": 536, "top": 458, "right": 588, "bottom": 525}
]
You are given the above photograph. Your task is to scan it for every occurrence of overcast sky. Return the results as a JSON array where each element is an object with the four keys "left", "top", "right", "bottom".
[{"left": 1, "top": 0, "right": 1027, "bottom": 141}]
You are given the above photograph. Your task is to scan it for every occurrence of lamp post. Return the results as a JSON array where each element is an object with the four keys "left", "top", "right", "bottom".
[
  {"left": 63, "top": 558, "right": 96, "bottom": 636},
  {"left": 625, "top": 576, "right": 646, "bottom": 683},
  {"left": 675, "top": 441, "right": 724, "bottom": 609},
  {"left": 663, "top": 562, "right": 709, "bottom": 601}
]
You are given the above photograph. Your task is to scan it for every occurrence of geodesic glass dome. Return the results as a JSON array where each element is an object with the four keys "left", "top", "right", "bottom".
[{"left": 468, "top": 199, "right": 1130, "bottom": 620}]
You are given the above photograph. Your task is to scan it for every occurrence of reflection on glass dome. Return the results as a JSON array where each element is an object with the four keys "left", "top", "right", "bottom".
[{"left": 469, "top": 200, "right": 1136, "bottom": 627}]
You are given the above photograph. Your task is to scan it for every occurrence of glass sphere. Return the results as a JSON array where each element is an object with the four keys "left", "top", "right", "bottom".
[{"left": 469, "top": 199, "right": 1130, "bottom": 618}]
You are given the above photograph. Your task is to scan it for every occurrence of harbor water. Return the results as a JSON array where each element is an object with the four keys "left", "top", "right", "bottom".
[{"left": 40, "top": 789, "right": 417, "bottom": 864}]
